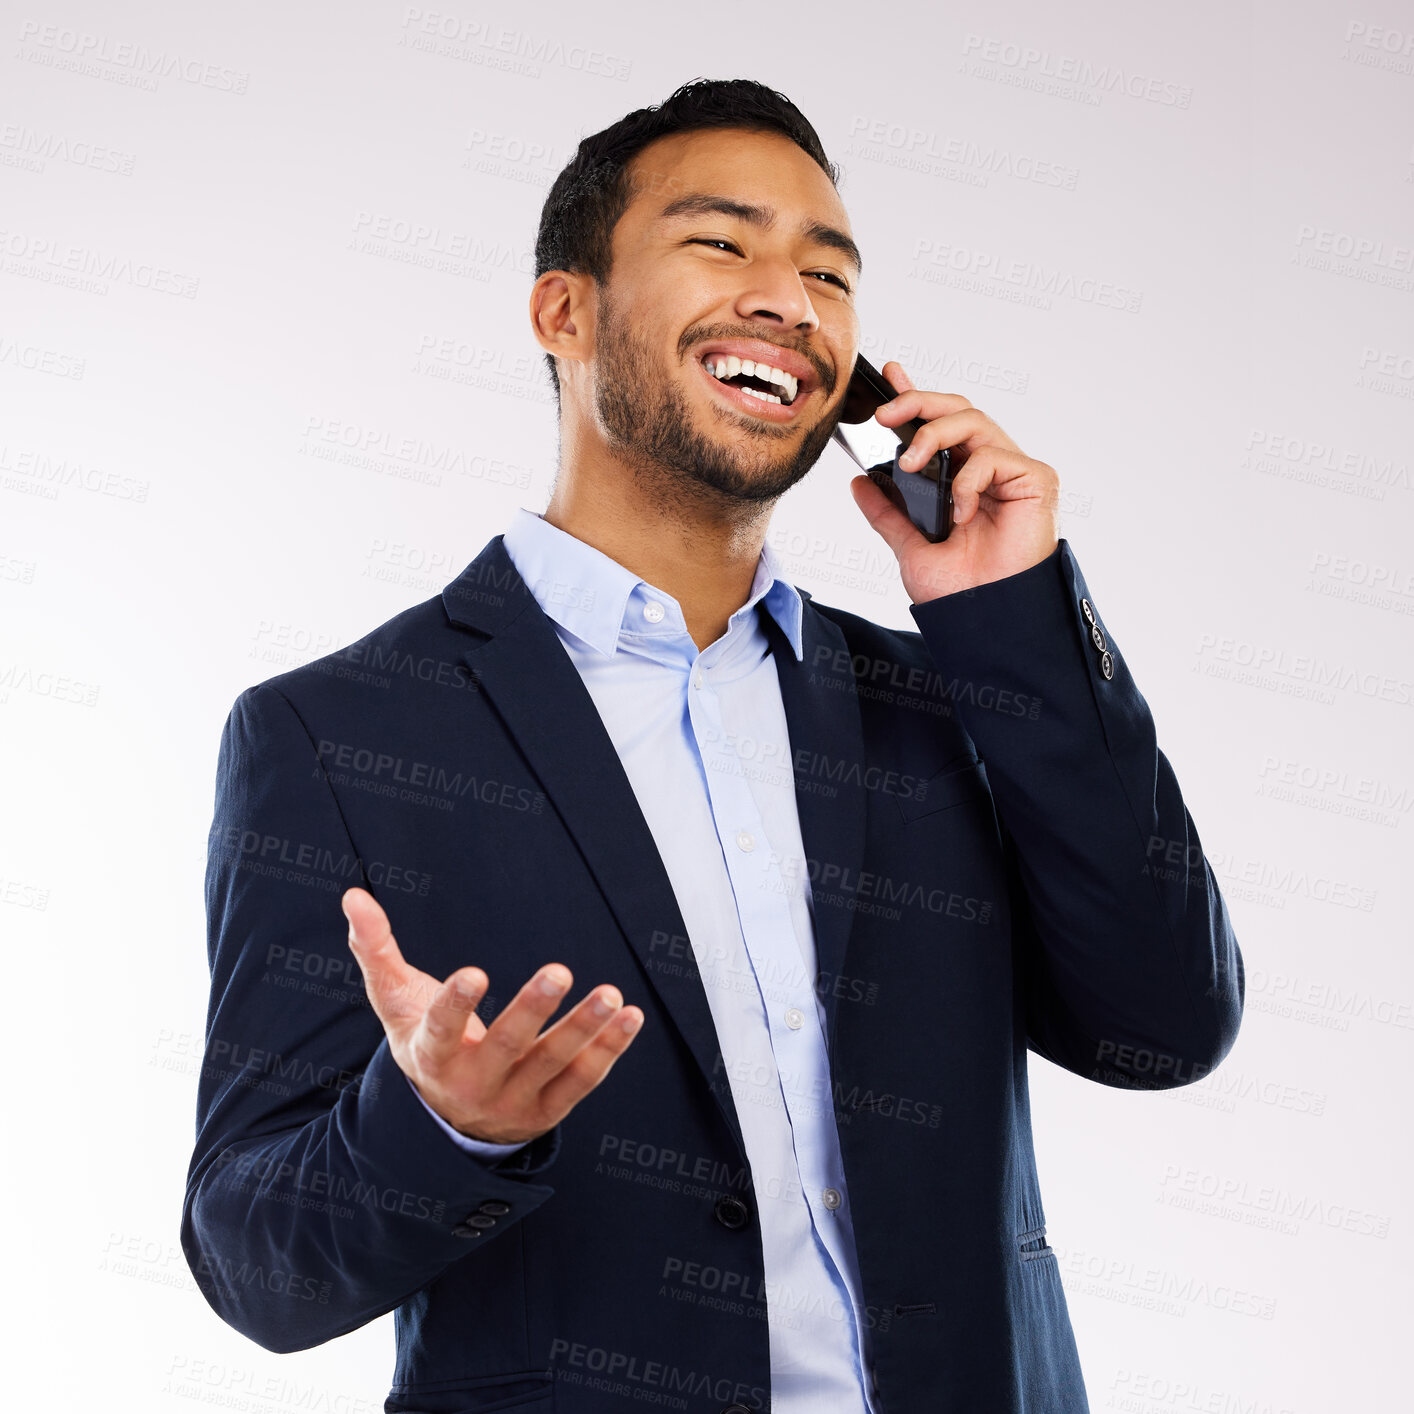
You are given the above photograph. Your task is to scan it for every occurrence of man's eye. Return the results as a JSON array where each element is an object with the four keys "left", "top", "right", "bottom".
[{"left": 688, "top": 240, "right": 851, "bottom": 293}]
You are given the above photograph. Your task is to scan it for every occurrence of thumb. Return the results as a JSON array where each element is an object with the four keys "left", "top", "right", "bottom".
[
  {"left": 850, "top": 471, "right": 926, "bottom": 561},
  {"left": 342, "top": 887, "right": 420, "bottom": 1033}
]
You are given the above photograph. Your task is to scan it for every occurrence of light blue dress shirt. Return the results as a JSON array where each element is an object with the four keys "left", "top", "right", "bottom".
[{"left": 407, "top": 506, "right": 879, "bottom": 1412}]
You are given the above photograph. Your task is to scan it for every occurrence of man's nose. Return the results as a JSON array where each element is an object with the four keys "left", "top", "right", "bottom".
[{"left": 731, "top": 260, "right": 820, "bottom": 333}]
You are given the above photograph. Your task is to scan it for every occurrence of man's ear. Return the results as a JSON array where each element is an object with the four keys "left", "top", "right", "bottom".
[{"left": 530, "top": 271, "right": 596, "bottom": 379}]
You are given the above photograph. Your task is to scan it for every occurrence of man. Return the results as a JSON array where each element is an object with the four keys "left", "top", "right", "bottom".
[{"left": 182, "top": 78, "right": 1243, "bottom": 1414}]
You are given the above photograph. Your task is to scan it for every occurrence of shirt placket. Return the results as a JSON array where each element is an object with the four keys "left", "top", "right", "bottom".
[{"left": 685, "top": 641, "right": 879, "bottom": 1414}]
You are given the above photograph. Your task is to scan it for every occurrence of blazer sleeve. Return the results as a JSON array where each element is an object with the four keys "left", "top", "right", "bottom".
[
  {"left": 180, "top": 682, "right": 561, "bottom": 1354},
  {"left": 908, "top": 539, "right": 1244, "bottom": 1090}
]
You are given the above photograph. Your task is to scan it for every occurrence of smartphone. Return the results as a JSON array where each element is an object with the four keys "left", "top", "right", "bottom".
[{"left": 830, "top": 353, "right": 955, "bottom": 542}]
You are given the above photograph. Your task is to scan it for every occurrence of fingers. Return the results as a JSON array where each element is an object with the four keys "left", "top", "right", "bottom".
[
  {"left": 478, "top": 967, "right": 643, "bottom": 1101},
  {"left": 874, "top": 386, "right": 974, "bottom": 431},
  {"left": 421, "top": 966, "right": 488, "bottom": 1049},
  {"left": 404, "top": 965, "right": 490, "bottom": 1082},
  {"left": 894, "top": 408, "right": 1021, "bottom": 473},
  {"left": 428, "top": 967, "right": 643, "bottom": 1144},
  {"left": 468, "top": 963, "right": 576, "bottom": 1083},
  {"left": 343, "top": 893, "right": 649, "bottom": 1137},
  {"left": 504, "top": 982, "right": 636, "bottom": 1092},
  {"left": 950, "top": 448, "right": 1054, "bottom": 525},
  {"left": 880, "top": 360, "right": 916, "bottom": 395},
  {"left": 536, "top": 1004, "right": 643, "bottom": 1119}
]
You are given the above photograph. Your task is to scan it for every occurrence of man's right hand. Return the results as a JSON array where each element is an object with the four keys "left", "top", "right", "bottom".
[{"left": 342, "top": 886, "right": 644, "bottom": 1145}]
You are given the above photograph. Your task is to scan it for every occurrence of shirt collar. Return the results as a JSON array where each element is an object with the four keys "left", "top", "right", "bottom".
[{"left": 500, "top": 506, "right": 804, "bottom": 661}]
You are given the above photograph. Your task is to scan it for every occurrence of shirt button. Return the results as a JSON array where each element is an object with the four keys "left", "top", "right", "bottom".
[
  {"left": 642, "top": 600, "right": 665, "bottom": 623},
  {"left": 735, "top": 830, "right": 755, "bottom": 852},
  {"left": 693, "top": 670, "right": 703, "bottom": 690},
  {"left": 784, "top": 1007, "right": 805, "bottom": 1029},
  {"left": 822, "top": 1187, "right": 842, "bottom": 1210}
]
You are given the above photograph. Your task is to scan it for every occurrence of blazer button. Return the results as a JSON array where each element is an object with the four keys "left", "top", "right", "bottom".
[
  {"left": 1089, "top": 623, "right": 1107, "bottom": 652},
  {"left": 1100, "top": 650, "right": 1114, "bottom": 681},
  {"left": 450, "top": 1223, "right": 484, "bottom": 1239},
  {"left": 1080, "top": 597, "right": 1096, "bottom": 626},
  {"left": 720, "top": 1405, "right": 754, "bottom": 1414},
  {"left": 713, "top": 1195, "right": 751, "bottom": 1230},
  {"left": 478, "top": 1200, "right": 512, "bottom": 1216}
]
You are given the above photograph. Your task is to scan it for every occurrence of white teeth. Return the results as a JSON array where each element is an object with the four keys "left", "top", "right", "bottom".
[{"left": 702, "top": 352, "right": 798, "bottom": 405}]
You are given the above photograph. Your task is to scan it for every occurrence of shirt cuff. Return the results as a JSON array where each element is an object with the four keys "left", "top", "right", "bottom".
[{"left": 404, "top": 1073, "right": 530, "bottom": 1159}]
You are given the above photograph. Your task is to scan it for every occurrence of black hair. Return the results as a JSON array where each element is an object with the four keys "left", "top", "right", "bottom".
[{"left": 532, "top": 77, "right": 839, "bottom": 409}]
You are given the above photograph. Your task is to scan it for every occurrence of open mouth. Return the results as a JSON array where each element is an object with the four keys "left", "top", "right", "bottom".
[{"left": 696, "top": 352, "right": 805, "bottom": 418}]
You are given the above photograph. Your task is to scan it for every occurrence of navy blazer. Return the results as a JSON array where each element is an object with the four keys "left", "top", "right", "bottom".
[{"left": 181, "top": 534, "right": 1244, "bottom": 1414}]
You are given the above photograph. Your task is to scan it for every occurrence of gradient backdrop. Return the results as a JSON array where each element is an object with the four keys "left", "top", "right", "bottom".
[{"left": 2, "top": 2, "right": 1411, "bottom": 1410}]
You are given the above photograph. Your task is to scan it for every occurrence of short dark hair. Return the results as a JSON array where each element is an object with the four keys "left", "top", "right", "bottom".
[{"left": 532, "top": 77, "right": 840, "bottom": 409}]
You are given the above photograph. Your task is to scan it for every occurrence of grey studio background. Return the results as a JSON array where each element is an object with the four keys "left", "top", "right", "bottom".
[{"left": 3, "top": 1, "right": 1411, "bottom": 1410}]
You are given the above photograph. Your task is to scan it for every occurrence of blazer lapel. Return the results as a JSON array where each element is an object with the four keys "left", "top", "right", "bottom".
[
  {"left": 756, "top": 594, "right": 867, "bottom": 1059},
  {"left": 442, "top": 536, "right": 868, "bottom": 1159}
]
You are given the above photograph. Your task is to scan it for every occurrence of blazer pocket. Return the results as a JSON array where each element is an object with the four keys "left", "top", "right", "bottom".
[
  {"left": 385, "top": 1372, "right": 553, "bottom": 1413},
  {"left": 1017, "top": 1224, "right": 1055, "bottom": 1262},
  {"left": 895, "top": 755, "right": 990, "bottom": 822}
]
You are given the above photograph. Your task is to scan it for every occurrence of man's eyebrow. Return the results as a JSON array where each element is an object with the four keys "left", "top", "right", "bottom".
[{"left": 656, "top": 193, "right": 862, "bottom": 277}]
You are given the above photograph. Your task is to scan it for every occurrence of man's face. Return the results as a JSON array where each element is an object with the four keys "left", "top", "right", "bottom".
[{"left": 587, "top": 126, "right": 860, "bottom": 507}]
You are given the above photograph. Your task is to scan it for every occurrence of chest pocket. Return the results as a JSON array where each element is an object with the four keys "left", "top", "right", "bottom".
[{"left": 895, "top": 753, "right": 991, "bottom": 821}]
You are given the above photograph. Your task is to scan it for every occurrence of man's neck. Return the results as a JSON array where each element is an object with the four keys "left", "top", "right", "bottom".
[{"left": 541, "top": 479, "right": 770, "bottom": 654}]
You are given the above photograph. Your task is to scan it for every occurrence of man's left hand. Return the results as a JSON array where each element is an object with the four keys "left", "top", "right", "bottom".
[{"left": 848, "top": 361, "right": 1060, "bottom": 603}]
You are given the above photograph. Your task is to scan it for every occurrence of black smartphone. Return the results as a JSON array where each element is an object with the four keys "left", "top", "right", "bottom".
[{"left": 830, "top": 353, "right": 955, "bottom": 542}]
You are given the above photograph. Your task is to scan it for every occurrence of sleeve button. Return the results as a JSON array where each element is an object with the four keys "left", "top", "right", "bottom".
[{"left": 1099, "top": 650, "right": 1114, "bottom": 680}]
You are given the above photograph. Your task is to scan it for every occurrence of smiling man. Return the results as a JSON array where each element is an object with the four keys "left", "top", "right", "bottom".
[
  {"left": 183, "top": 78, "right": 1244, "bottom": 1414},
  {"left": 526, "top": 124, "right": 861, "bottom": 654}
]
